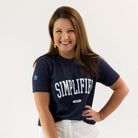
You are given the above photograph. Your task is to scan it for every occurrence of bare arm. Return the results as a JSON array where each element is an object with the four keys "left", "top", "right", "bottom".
[
  {"left": 82, "top": 77, "right": 129, "bottom": 121},
  {"left": 98, "top": 77, "right": 129, "bottom": 120},
  {"left": 34, "top": 92, "right": 58, "bottom": 138}
]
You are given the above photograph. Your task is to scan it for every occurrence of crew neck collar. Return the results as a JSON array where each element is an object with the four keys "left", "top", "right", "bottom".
[{"left": 55, "top": 53, "right": 76, "bottom": 63}]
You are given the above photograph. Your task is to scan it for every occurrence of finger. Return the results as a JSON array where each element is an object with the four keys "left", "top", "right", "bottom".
[
  {"left": 85, "top": 105, "right": 91, "bottom": 109},
  {"left": 86, "top": 116, "right": 93, "bottom": 120},
  {"left": 84, "top": 106, "right": 95, "bottom": 114},
  {"left": 82, "top": 110, "right": 93, "bottom": 117},
  {"left": 83, "top": 112, "right": 92, "bottom": 117},
  {"left": 82, "top": 110, "right": 91, "bottom": 115}
]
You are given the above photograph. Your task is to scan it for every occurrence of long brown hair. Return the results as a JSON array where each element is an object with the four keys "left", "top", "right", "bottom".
[{"left": 33, "top": 6, "right": 100, "bottom": 77}]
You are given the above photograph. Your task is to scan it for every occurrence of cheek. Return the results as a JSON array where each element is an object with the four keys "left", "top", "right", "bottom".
[
  {"left": 72, "top": 34, "right": 77, "bottom": 43},
  {"left": 54, "top": 34, "right": 60, "bottom": 42}
]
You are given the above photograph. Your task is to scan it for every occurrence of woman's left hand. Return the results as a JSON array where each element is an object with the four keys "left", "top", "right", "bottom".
[{"left": 82, "top": 105, "right": 103, "bottom": 122}]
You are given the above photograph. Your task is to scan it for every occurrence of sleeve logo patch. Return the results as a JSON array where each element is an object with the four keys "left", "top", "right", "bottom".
[{"left": 34, "top": 75, "right": 38, "bottom": 80}]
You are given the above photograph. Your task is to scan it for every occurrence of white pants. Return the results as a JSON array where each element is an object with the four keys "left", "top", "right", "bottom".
[{"left": 38, "top": 120, "right": 99, "bottom": 138}]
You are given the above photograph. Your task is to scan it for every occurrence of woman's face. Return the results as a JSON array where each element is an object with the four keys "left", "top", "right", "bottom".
[{"left": 53, "top": 18, "right": 77, "bottom": 58}]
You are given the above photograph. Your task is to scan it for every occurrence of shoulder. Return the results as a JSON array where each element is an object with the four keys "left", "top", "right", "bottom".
[
  {"left": 87, "top": 54, "right": 101, "bottom": 64},
  {"left": 36, "top": 54, "right": 56, "bottom": 66},
  {"left": 97, "top": 57, "right": 120, "bottom": 86},
  {"left": 97, "top": 57, "right": 109, "bottom": 69},
  {"left": 34, "top": 54, "right": 58, "bottom": 74},
  {"left": 97, "top": 57, "right": 119, "bottom": 74}
]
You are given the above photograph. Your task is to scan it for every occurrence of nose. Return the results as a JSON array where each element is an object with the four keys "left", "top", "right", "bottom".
[{"left": 62, "top": 32, "right": 69, "bottom": 40}]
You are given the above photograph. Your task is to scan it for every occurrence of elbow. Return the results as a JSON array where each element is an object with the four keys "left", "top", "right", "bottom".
[
  {"left": 121, "top": 85, "right": 129, "bottom": 98},
  {"left": 115, "top": 84, "right": 129, "bottom": 98},
  {"left": 125, "top": 86, "right": 129, "bottom": 96}
]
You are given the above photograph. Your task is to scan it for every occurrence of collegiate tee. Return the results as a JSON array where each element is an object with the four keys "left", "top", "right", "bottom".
[{"left": 32, "top": 53, "right": 120, "bottom": 126}]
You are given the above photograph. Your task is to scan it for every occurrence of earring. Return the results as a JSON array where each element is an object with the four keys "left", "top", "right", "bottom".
[{"left": 54, "top": 44, "right": 57, "bottom": 48}]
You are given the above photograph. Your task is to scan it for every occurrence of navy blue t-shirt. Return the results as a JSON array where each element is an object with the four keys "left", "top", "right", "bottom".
[{"left": 32, "top": 53, "right": 120, "bottom": 126}]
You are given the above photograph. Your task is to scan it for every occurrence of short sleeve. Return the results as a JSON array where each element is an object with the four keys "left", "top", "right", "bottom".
[
  {"left": 97, "top": 58, "right": 120, "bottom": 86},
  {"left": 32, "top": 57, "right": 50, "bottom": 92}
]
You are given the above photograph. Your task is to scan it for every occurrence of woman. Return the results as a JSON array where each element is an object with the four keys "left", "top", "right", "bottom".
[{"left": 32, "top": 6, "right": 129, "bottom": 138}]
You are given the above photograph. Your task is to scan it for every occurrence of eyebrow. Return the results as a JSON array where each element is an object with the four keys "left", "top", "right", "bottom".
[{"left": 55, "top": 27, "right": 74, "bottom": 30}]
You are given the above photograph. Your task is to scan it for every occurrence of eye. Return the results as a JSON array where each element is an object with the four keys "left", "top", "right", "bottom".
[
  {"left": 68, "top": 30, "right": 74, "bottom": 33},
  {"left": 56, "top": 30, "right": 62, "bottom": 33}
]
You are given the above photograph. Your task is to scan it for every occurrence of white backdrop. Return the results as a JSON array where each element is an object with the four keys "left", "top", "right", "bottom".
[{"left": 0, "top": 0, "right": 138, "bottom": 138}]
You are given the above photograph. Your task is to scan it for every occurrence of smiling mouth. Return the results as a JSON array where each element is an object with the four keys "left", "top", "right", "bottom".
[{"left": 60, "top": 41, "right": 71, "bottom": 46}]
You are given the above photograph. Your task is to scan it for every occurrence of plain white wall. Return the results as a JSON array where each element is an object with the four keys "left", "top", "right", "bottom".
[{"left": 0, "top": 0, "right": 138, "bottom": 138}]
